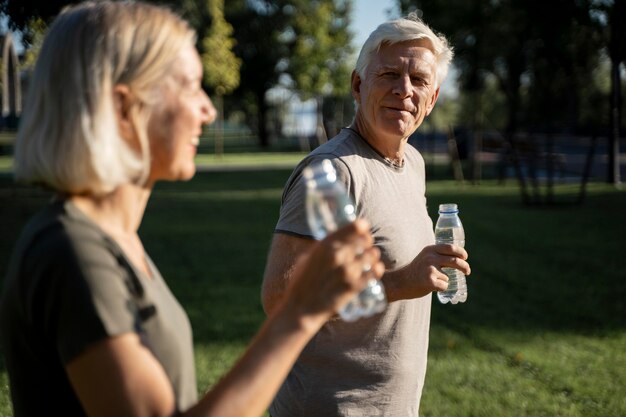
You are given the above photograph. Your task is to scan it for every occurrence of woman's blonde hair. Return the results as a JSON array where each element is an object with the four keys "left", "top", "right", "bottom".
[
  {"left": 355, "top": 13, "right": 454, "bottom": 89},
  {"left": 15, "top": 1, "right": 196, "bottom": 194}
]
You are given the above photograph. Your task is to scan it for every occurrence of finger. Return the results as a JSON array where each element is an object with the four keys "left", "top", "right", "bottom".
[
  {"left": 370, "top": 260, "right": 385, "bottom": 280},
  {"left": 433, "top": 243, "right": 468, "bottom": 259},
  {"left": 432, "top": 267, "right": 450, "bottom": 291},
  {"left": 324, "top": 225, "right": 376, "bottom": 266},
  {"left": 358, "top": 246, "right": 381, "bottom": 270},
  {"left": 439, "top": 256, "right": 471, "bottom": 276}
]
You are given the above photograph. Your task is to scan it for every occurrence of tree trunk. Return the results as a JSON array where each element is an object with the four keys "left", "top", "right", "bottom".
[
  {"left": 607, "top": 58, "right": 622, "bottom": 187},
  {"left": 256, "top": 89, "right": 269, "bottom": 148},
  {"left": 607, "top": 0, "right": 624, "bottom": 187},
  {"left": 315, "top": 95, "right": 327, "bottom": 147},
  {"left": 214, "top": 93, "right": 224, "bottom": 157}
]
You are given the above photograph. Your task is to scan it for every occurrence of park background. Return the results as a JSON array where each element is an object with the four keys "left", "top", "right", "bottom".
[{"left": 0, "top": 0, "right": 625, "bottom": 416}]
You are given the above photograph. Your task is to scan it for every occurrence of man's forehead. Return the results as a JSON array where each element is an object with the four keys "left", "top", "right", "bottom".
[
  {"left": 372, "top": 39, "right": 437, "bottom": 67},
  {"left": 378, "top": 38, "right": 435, "bottom": 56}
]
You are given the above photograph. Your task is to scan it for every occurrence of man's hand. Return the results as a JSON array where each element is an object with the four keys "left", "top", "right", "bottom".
[{"left": 382, "top": 243, "right": 471, "bottom": 302}]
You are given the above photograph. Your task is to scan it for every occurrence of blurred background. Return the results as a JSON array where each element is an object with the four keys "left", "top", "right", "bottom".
[
  {"left": 0, "top": 0, "right": 624, "bottom": 195},
  {"left": 0, "top": 1, "right": 625, "bottom": 416}
]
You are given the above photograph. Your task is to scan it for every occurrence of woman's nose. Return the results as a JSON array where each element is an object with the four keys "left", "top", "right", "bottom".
[{"left": 202, "top": 91, "right": 217, "bottom": 125}]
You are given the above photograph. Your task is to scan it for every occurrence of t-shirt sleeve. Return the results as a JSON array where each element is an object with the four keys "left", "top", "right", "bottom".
[
  {"left": 25, "top": 224, "right": 141, "bottom": 364},
  {"left": 275, "top": 154, "right": 352, "bottom": 239}
]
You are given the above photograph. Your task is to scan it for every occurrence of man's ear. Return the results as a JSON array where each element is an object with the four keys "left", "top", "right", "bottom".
[
  {"left": 351, "top": 70, "right": 362, "bottom": 102},
  {"left": 425, "top": 87, "right": 440, "bottom": 116},
  {"left": 112, "top": 84, "right": 136, "bottom": 141}
]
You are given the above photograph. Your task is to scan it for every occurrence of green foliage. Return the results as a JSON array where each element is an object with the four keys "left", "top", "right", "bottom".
[
  {"left": 202, "top": 0, "right": 241, "bottom": 95},
  {"left": 285, "top": 0, "right": 355, "bottom": 99},
  {"left": 224, "top": 0, "right": 292, "bottom": 146},
  {"left": 3, "top": 0, "right": 357, "bottom": 147},
  {"left": 20, "top": 17, "right": 47, "bottom": 71},
  {"left": 0, "top": 0, "right": 70, "bottom": 31}
]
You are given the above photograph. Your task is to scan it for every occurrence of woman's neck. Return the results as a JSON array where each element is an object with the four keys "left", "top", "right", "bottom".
[
  {"left": 69, "top": 183, "right": 151, "bottom": 237},
  {"left": 69, "top": 183, "right": 154, "bottom": 277}
]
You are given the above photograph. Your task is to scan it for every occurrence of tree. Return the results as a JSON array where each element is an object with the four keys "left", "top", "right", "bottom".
[
  {"left": 398, "top": 1, "right": 610, "bottom": 183},
  {"left": 19, "top": 17, "right": 47, "bottom": 71},
  {"left": 226, "top": 0, "right": 291, "bottom": 148},
  {"left": 152, "top": 0, "right": 292, "bottom": 148},
  {"left": 602, "top": 0, "right": 625, "bottom": 186},
  {"left": 202, "top": 0, "right": 241, "bottom": 156},
  {"left": 399, "top": 0, "right": 610, "bottom": 129},
  {"left": 0, "top": 0, "right": 70, "bottom": 33},
  {"left": 284, "top": 0, "right": 354, "bottom": 145}
]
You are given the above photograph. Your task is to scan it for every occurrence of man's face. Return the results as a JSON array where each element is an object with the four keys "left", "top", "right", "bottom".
[{"left": 352, "top": 39, "right": 440, "bottom": 142}]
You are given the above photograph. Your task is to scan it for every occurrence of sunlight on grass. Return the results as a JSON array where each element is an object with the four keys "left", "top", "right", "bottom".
[
  {"left": 194, "top": 152, "right": 307, "bottom": 168},
  {"left": 0, "top": 157, "right": 12, "bottom": 172}
]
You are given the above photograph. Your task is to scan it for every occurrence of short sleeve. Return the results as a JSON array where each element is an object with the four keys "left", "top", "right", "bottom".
[
  {"left": 25, "top": 223, "right": 141, "bottom": 364},
  {"left": 275, "top": 154, "right": 352, "bottom": 239}
]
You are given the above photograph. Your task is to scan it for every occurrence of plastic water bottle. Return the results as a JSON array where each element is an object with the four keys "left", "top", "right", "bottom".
[
  {"left": 303, "top": 159, "right": 387, "bottom": 321},
  {"left": 435, "top": 203, "right": 467, "bottom": 304}
]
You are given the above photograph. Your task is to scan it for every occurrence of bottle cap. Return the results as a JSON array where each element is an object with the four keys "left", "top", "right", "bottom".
[{"left": 438, "top": 203, "right": 458, "bottom": 214}]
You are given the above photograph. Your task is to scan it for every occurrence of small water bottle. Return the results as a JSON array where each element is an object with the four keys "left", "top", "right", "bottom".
[
  {"left": 303, "top": 159, "right": 387, "bottom": 321},
  {"left": 435, "top": 203, "right": 467, "bottom": 304}
]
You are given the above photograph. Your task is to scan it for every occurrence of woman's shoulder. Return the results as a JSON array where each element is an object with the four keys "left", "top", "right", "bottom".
[{"left": 13, "top": 200, "right": 120, "bottom": 281}]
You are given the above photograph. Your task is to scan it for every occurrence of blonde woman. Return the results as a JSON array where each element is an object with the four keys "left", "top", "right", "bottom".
[{"left": 0, "top": 2, "right": 383, "bottom": 417}]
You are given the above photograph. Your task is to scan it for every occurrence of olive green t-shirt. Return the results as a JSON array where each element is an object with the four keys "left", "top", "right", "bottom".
[
  {"left": 270, "top": 128, "right": 435, "bottom": 417},
  {"left": 0, "top": 199, "right": 196, "bottom": 416}
]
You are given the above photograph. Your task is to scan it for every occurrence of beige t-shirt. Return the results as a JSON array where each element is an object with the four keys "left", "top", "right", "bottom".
[{"left": 271, "top": 128, "right": 435, "bottom": 417}]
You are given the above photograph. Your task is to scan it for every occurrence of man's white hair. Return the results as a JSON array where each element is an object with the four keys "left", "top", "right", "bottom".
[{"left": 355, "top": 12, "right": 454, "bottom": 89}]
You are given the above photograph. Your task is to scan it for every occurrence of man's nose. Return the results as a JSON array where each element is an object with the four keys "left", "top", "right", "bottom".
[{"left": 392, "top": 74, "right": 413, "bottom": 99}]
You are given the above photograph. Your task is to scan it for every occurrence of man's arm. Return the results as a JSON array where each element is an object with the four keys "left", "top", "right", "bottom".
[{"left": 262, "top": 233, "right": 316, "bottom": 315}]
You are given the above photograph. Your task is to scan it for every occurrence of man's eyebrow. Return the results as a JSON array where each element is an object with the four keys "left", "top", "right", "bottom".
[
  {"left": 411, "top": 68, "right": 432, "bottom": 77},
  {"left": 378, "top": 65, "right": 399, "bottom": 72}
]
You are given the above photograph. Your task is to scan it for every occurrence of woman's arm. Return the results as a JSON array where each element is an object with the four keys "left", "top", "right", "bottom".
[{"left": 66, "top": 219, "right": 383, "bottom": 417}]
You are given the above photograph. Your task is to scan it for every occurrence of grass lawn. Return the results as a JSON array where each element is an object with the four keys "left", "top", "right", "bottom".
[{"left": 0, "top": 162, "right": 625, "bottom": 416}]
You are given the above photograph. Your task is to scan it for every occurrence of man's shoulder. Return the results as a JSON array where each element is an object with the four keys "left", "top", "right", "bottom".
[
  {"left": 309, "top": 129, "right": 368, "bottom": 159},
  {"left": 305, "top": 129, "right": 383, "bottom": 176}
]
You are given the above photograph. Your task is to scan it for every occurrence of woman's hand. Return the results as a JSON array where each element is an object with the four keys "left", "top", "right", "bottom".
[{"left": 282, "top": 219, "right": 384, "bottom": 328}]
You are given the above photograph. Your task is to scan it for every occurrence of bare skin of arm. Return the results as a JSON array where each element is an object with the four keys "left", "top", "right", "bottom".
[
  {"left": 66, "top": 220, "right": 384, "bottom": 417},
  {"left": 262, "top": 233, "right": 471, "bottom": 315}
]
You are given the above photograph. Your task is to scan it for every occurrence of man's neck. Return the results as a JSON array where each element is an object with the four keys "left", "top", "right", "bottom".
[{"left": 349, "top": 119, "right": 407, "bottom": 165}]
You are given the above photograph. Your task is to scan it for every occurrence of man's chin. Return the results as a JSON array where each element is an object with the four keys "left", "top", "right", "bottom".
[{"left": 379, "top": 120, "right": 420, "bottom": 139}]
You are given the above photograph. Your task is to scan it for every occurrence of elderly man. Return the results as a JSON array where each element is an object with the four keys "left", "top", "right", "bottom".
[{"left": 262, "top": 14, "right": 472, "bottom": 417}]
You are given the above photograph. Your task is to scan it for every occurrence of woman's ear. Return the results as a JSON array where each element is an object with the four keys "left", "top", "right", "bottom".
[{"left": 112, "top": 84, "right": 136, "bottom": 142}]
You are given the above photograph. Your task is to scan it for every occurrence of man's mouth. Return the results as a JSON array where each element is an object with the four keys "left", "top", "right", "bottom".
[{"left": 385, "top": 106, "right": 416, "bottom": 114}]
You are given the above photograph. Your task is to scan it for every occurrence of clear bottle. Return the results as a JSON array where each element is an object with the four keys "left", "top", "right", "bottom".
[
  {"left": 434, "top": 203, "right": 467, "bottom": 304},
  {"left": 303, "top": 159, "right": 387, "bottom": 321}
]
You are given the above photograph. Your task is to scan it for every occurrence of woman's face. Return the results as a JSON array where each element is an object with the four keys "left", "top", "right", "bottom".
[{"left": 146, "top": 43, "right": 215, "bottom": 184}]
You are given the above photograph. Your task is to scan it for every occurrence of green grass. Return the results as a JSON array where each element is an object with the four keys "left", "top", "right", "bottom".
[{"left": 0, "top": 166, "right": 625, "bottom": 416}]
